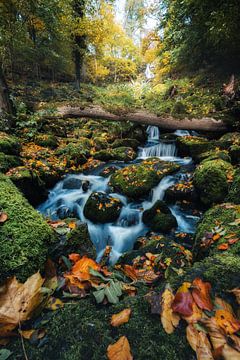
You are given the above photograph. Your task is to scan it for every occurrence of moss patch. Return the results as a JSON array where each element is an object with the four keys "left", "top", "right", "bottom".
[
  {"left": 0, "top": 174, "right": 56, "bottom": 281},
  {"left": 142, "top": 201, "right": 177, "bottom": 233},
  {"left": 0, "top": 132, "right": 21, "bottom": 155},
  {"left": 0, "top": 152, "right": 22, "bottom": 173}
]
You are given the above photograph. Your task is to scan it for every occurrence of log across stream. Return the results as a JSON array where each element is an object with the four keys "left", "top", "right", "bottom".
[{"left": 38, "top": 126, "right": 200, "bottom": 263}]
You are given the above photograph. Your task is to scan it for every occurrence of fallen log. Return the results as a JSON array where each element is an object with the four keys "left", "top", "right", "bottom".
[{"left": 56, "top": 105, "right": 228, "bottom": 132}]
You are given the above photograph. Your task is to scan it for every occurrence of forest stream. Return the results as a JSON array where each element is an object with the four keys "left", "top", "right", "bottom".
[{"left": 38, "top": 126, "right": 200, "bottom": 263}]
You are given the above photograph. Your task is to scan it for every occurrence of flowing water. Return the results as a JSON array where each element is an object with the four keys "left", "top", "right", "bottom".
[{"left": 38, "top": 125, "right": 200, "bottom": 263}]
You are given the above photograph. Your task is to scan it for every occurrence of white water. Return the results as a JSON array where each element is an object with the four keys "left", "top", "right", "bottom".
[{"left": 39, "top": 126, "right": 199, "bottom": 263}]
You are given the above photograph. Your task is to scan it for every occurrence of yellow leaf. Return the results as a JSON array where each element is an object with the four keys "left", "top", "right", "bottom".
[
  {"left": 111, "top": 309, "right": 131, "bottom": 327},
  {"left": 161, "top": 288, "right": 180, "bottom": 334},
  {"left": 107, "top": 336, "right": 133, "bottom": 360},
  {"left": 0, "top": 273, "right": 44, "bottom": 337}
]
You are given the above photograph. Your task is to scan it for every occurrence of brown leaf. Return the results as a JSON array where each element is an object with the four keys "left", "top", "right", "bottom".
[
  {"left": 111, "top": 309, "right": 131, "bottom": 327},
  {"left": 196, "top": 331, "right": 214, "bottom": 360},
  {"left": 107, "top": 336, "right": 133, "bottom": 360},
  {"left": 0, "top": 273, "right": 44, "bottom": 337},
  {"left": 192, "top": 278, "right": 213, "bottom": 311},
  {"left": 229, "top": 289, "right": 240, "bottom": 304},
  {"left": 172, "top": 282, "right": 194, "bottom": 316},
  {"left": 161, "top": 288, "right": 180, "bottom": 334},
  {"left": 186, "top": 324, "right": 199, "bottom": 351}
]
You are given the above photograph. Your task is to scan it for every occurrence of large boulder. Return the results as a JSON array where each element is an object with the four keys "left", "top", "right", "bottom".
[
  {"left": 111, "top": 138, "right": 140, "bottom": 150},
  {"left": 193, "top": 203, "right": 240, "bottom": 259},
  {"left": 142, "top": 201, "right": 177, "bottom": 233},
  {"left": 84, "top": 192, "right": 123, "bottom": 223},
  {"left": 56, "top": 143, "right": 89, "bottom": 166},
  {"left": 196, "top": 149, "right": 231, "bottom": 164},
  {"left": 110, "top": 158, "right": 180, "bottom": 199},
  {"left": 193, "top": 159, "right": 233, "bottom": 206},
  {"left": 165, "top": 179, "right": 197, "bottom": 202},
  {"left": 0, "top": 174, "right": 56, "bottom": 281},
  {"left": 34, "top": 134, "right": 59, "bottom": 149},
  {"left": 0, "top": 132, "right": 21, "bottom": 155}
]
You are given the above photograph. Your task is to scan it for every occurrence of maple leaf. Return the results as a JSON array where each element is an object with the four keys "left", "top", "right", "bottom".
[
  {"left": 107, "top": 336, "right": 133, "bottom": 360},
  {"left": 161, "top": 288, "right": 180, "bottom": 334},
  {"left": 0, "top": 273, "right": 44, "bottom": 337},
  {"left": 172, "top": 282, "right": 194, "bottom": 316},
  {"left": 192, "top": 278, "right": 213, "bottom": 311},
  {"left": 111, "top": 309, "right": 131, "bottom": 327}
]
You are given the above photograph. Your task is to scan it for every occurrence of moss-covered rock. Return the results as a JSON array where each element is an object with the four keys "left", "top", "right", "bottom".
[
  {"left": 196, "top": 149, "right": 231, "bottom": 164},
  {"left": 227, "top": 170, "right": 240, "bottom": 204},
  {"left": 112, "top": 138, "right": 140, "bottom": 150},
  {"left": 0, "top": 152, "right": 22, "bottom": 173},
  {"left": 57, "top": 143, "right": 89, "bottom": 166},
  {"left": 0, "top": 174, "right": 56, "bottom": 281},
  {"left": 99, "top": 165, "right": 119, "bottom": 178},
  {"left": 0, "top": 132, "right": 21, "bottom": 155},
  {"left": 34, "top": 134, "right": 59, "bottom": 149},
  {"left": 92, "top": 136, "right": 109, "bottom": 151},
  {"left": 219, "top": 132, "right": 240, "bottom": 145},
  {"left": 177, "top": 136, "right": 228, "bottom": 159},
  {"left": 193, "top": 159, "right": 233, "bottom": 206},
  {"left": 110, "top": 158, "right": 180, "bottom": 199},
  {"left": 174, "top": 254, "right": 240, "bottom": 297},
  {"left": 93, "top": 147, "right": 137, "bottom": 162},
  {"left": 165, "top": 179, "right": 197, "bottom": 202},
  {"left": 6, "top": 166, "right": 47, "bottom": 205},
  {"left": 194, "top": 203, "right": 240, "bottom": 259},
  {"left": 84, "top": 192, "right": 123, "bottom": 223},
  {"left": 142, "top": 201, "right": 177, "bottom": 233}
]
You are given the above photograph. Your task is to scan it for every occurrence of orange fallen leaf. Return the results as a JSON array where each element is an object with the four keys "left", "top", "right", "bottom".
[
  {"left": 215, "top": 309, "right": 240, "bottom": 335},
  {"left": 107, "top": 336, "right": 133, "bottom": 360},
  {"left": 218, "top": 243, "right": 229, "bottom": 251},
  {"left": 161, "top": 288, "right": 180, "bottom": 334},
  {"left": 68, "top": 253, "right": 81, "bottom": 263},
  {"left": 68, "top": 221, "right": 77, "bottom": 230},
  {"left": 172, "top": 282, "right": 194, "bottom": 316},
  {"left": 213, "top": 234, "right": 221, "bottom": 242},
  {"left": 111, "top": 309, "right": 131, "bottom": 327},
  {"left": 192, "top": 278, "right": 213, "bottom": 311}
]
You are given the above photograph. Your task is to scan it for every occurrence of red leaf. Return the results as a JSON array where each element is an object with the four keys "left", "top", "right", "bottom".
[
  {"left": 172, "top": 282, "right": 194, "bottom": 316},
  {"left": 192, "top": 278, "right": 213, "bottom": 311}
]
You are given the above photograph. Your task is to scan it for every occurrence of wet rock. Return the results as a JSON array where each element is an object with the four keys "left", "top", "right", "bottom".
[
  {"left": 84, "top": 192, "right": 123, "bottom": 223},
  {"left": 193, "top": 159, "right": 233, "bottom": 206},
  {"left": 110, "top": 158, "right": 180, "bottom": 199},
  {"left": 63, "top": 177, "right": 82, "bottom": 190},
  {"left": 165, "top": 179, "right": 197, "bottom": 202},
  {"left": 177, "top": 136, "right": 228, "bottom": 159},
  {"left": 82, "top": 180, "right": 90, "bottom": 192},
  {"left": 142, "top": 201, "right": 177, "bottom": 233},
  {"left": 100, "top": 165, "right": 119, "bottom": 178}
]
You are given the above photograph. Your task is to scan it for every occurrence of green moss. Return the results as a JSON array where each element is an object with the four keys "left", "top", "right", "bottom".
[
  {"left": 8, "top": 290, "right": 192, "bottom": 360},
  {"left": 0, "top": 174, "right": 56, "bottom": 281},
  {"left": 227, "top": 170, "right": 240, "bottom": 204},
  {"left": 194, "top": 203, "right": 240, "bottom": 258},
  {"left": 111, "top": 138, "right": 140, "bottom": 150},
  {"left": 57, "top": 143, "right": 89, "bottom": 166},
  {"left": 0, "top": 152, "right": 22, "bottom": 173},
  {"left": 193, "top": 159, "right": 233, "bottom": 206},
  {"left": 142, "top": 201, "right": 177, "bottom": 233},
  {"left": 110, "top": 158, "right": 180, "bottom": 199},
  {"left": 92, "top": 137, "right": 109, "bottom": 151},
  {"left": 84, "top": 192, "right": 123, "bottom": 223},
  {"left": 34, "top": 134, "right": 59, "bottom": 149},
  {"left": 173, "top": 254, "right": 240, "bottom": 297},
  {"left": 196, "top": 149, "right": 231, "bottom": 164},
  {"left": 93, "top": 147, "right": 137, "bottom": 162},
  {"left": 0, "top": 132, "right": 21, "bottom": 155},
  {"left": 177, "top": 136, "right": 215, "bottom": 158}
]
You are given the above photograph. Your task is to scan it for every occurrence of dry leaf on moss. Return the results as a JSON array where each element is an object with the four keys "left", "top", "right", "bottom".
[
  {"left": 161, "top": 288, "right": 180, "bottom": 334},
  {"left": 111, "top": 309, "right": 131, "bottom": 327},
  {"left": 107, "top": 336, "right": 133, "bottom": 360}
]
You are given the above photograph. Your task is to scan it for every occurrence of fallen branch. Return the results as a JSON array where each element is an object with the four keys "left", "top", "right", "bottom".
[{"left": 55, "top": 105, "right": 228, "bottom": 132}]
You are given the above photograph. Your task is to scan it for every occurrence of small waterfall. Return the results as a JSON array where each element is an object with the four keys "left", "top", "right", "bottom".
[
  {"left": 174, "top": 130, "right": 190, "bottom": 136},
  {"left": 146, "top": 125, "right": 159, "bottom": 141},
  {"left": 139, "top": 142, "right": 177, "bottom": 158}
]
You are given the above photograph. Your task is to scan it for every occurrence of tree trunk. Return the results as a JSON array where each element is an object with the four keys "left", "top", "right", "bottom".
[
  {"left": 56, "top": 105, "right": 227, "bottom": 133},
  {"left": 73, "top": 0, "right": 86, "bottom": 90},
  {"left": 0, "top": 64, "right": 15, "bottom": 129}
]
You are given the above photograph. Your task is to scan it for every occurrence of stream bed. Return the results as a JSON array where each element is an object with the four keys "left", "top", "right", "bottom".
[{"left": 38, "top": 126, "right": 200, "bottom": 263}]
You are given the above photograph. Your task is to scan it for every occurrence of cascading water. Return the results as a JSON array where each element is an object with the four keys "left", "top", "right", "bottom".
[{"left": 39, "top": 125, "right": 199, "bottom": 263}]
